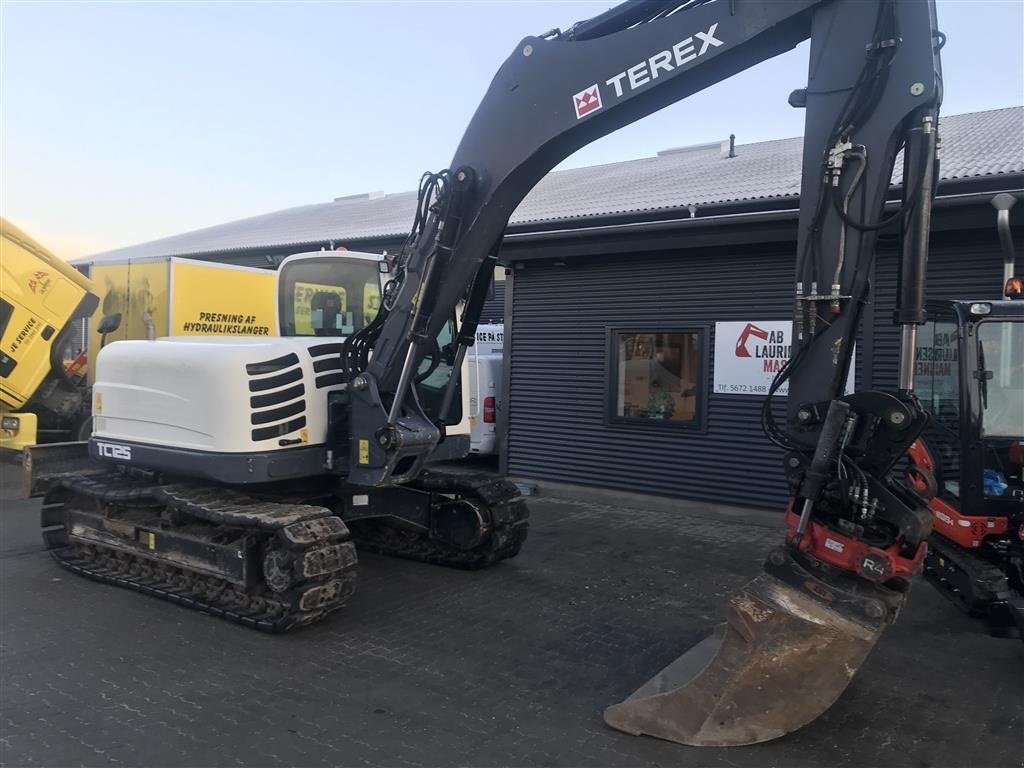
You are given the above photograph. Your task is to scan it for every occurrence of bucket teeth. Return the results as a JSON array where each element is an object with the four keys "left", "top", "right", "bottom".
[{"left": 604, "top": 566, "right": 898, "bottom": 747}]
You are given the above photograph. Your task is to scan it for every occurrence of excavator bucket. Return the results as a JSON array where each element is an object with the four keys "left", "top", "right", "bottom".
[{"left": 604, "top": 550, "right": 901, "bottom": 747}]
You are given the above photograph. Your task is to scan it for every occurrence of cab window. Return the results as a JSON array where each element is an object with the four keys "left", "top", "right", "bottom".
[
  {"left": 977, "top": 320, "right": 1024, "bottom": 439},
  {"left": 278, "top": 256, "right": 382, "bottom": 337},
  {"left": 415, "top": 319, "right": 461, "bottom": 426},
  {"left": 915, "top": 316, "right": 960, "bottom": 426}
]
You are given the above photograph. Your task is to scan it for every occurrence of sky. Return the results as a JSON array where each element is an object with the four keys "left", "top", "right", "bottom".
[{"left": 2, "top": 0, "right": 1022, "bottom": 260}]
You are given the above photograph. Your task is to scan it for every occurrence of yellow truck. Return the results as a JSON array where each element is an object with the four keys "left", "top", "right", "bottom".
[
  {"left": 1, "top": 219, "right": 99, "bottom": 450},
  {"left": 1, "top": 219, "right": 278, "bottom": 451}
]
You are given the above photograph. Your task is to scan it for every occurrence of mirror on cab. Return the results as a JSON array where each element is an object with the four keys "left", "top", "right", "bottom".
[{"left": 98, "top": 313, "right": 122, "bottom": 349}]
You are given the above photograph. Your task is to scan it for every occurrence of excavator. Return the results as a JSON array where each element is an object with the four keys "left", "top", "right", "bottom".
[
  {"left": 25, "top": 0, "right": 944, "bottom": 749},
  {"left": 908, "top": 193, "right": 1024, "bottom": 638}
]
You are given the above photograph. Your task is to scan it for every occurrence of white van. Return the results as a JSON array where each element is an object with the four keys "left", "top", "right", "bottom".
[{"left": 466, "top": 323, "right": 504, "bottom": 455}]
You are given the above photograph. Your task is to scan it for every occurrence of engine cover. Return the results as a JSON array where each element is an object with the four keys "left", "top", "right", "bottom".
[{"left": 90, "top": 336, "right": 348, "bottom": 482}]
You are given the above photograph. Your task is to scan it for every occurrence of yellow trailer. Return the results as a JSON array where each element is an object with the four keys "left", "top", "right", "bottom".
[{"left": 82, "top": 256, "right": 277, "bottom": 382}]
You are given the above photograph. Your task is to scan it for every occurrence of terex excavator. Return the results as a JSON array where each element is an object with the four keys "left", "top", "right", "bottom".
[{"left": 28, "top": 0, "right": 944, "bottom": 748}]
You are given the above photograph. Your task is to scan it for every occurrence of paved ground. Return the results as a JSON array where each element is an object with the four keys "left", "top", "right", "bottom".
[{"left": 1, "top": 464, "right": 1021, "bottom": 768}]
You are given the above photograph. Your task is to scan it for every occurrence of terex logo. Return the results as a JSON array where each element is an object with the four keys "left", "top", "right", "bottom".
[
  {"left": 571, "top": 22, "right": 724, "bottom": 120},
  {"left": 605, "top": 22, "right": 723, "bottom": 98},
  {"left": 735, "top": 323, "right": 769, "bottom": 358},
  {"left": 573, "top": 84, "right": 602, "bottom": 119},
  {"left": 96, "top": 441, "right": 132, "bottom": 461}
]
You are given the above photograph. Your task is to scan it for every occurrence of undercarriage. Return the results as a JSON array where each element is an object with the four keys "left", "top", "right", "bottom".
[
  {"left": 924, "top": 533, "right": 1024, "bottom": 639},
  {"left": 39, "top": 465, "right": 529, "bottom": 631}
]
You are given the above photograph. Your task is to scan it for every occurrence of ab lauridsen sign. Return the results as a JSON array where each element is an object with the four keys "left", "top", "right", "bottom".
[{"left": 713, "top": 321, "right": 855, "bottom": 396}]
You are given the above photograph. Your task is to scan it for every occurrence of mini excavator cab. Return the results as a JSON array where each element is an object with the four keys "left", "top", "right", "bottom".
[
  {"left": 911, "top": 298, "right": 1024, "bottom": 634},
  {"left": 909, "top": 192, "right": 1024, "bottom": 636},
  {"left": 914, "top": 301, "right": 1024, "bottom": 511}
]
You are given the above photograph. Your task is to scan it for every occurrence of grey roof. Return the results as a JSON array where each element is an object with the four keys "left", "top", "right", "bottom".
[{"left": 81, "top": 106, "right": 1023, "bottom": 265}]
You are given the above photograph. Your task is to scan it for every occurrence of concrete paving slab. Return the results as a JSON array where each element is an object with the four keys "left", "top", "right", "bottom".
[{"left": 1, "top": 465, "right": 1020, "bottom": 767}]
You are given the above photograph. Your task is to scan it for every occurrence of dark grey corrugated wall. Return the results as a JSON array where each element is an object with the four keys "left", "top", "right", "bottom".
[
  {"left": 506, "top": 244, "right": 797, "bottom": 508},
  {"left": 505, "top": 235, "right": 1009, "bottom": 509},
  {"left": 480, "top": 281, "right": 506, "bottom": 323}
]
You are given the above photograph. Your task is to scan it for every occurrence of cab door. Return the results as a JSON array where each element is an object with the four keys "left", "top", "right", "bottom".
[
  {"left": 915, "top": 303, "right": 965, "bottom": 501},
  {"left": 969, "top": 311, "right": 1024, "bottom": 515}
]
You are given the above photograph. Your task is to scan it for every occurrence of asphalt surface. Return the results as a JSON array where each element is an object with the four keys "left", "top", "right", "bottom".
[{"left": 1, "top": 464, "right": 1021, "bottom": 768}]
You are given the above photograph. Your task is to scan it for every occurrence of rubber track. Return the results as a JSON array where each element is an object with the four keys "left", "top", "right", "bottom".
[
  {"left": 924, "top": 534, "right": 1009, "bottom": 616},
  {"left": 349, "top": 469, "right": 530, "bottom": 569},
  {"left": 42, "top": 474, "right": 357, "bottom": 632},
  {"left": 155, "top": 483, "right": 331, "bottom": 529}
]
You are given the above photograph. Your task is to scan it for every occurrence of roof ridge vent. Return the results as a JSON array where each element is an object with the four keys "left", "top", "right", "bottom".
[
  {"left": 334, "top": 190, "right": 386, "bottom": 202},
  {"left": 656, "top": 140, "right": 723, "bottom": 157}
]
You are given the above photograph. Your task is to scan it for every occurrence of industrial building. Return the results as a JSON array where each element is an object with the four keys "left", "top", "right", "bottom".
[{"left": 78, "top": 106, "right": 1024, "bottom": 508}]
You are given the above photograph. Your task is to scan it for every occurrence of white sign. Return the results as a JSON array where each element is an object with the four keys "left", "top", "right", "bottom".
[{"left": 713, "top": 321, "right": 855, "bottom": 396}]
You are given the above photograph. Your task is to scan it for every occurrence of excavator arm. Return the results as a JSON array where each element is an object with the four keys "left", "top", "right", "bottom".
[{"left": 342, "top": 0, "right": 943, "bottom": 747}]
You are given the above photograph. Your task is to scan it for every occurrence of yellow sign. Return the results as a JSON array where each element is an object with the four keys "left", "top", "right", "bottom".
[
  {"left": 293, "top": 282, "right": 347, "bottom": 336},
  {"left": 292, "top": 280, "right": 382, "bottom": 335},
  {"left": 171, "top": 260, "right": 276, "bottom": 337},
  {"left": 358, "top": 438, "right": 370, "bottom": 465},
  {"left": 364, "top": 283, "right": 382, "bottom": 323}
]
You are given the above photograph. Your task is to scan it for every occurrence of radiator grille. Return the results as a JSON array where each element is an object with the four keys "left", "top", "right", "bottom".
[
  {"left": 307, "top": 344, "right": 346, "bottom": 390},
  {"left": 246, "top": 353, "right": 307, "bottom": 443}
]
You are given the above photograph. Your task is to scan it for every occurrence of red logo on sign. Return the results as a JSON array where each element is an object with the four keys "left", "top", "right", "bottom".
[
  {"left": 735, "top": 322, "right": 770, "bottom": 357},
  {"left": 573, "top": 85, "right": 602, "bottom": 119}
]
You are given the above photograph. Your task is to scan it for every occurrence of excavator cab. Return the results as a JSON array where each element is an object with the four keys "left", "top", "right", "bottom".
[
  {"left": 915, "top": 300, "right": 1024, "bottom": 508},
  {"left": 277, "top": 252, "right": 463, "bottom": 427},
  {"left": 912, "top": 297, "right": 1024, "bottom": 633}
]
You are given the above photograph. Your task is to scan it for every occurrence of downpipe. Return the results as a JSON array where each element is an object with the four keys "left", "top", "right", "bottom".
[{"left": 992, "top": 192, "right": 1017, "bottom": 294}]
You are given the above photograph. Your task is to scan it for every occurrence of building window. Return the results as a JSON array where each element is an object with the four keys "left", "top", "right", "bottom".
[{"left": 608, "top": 328, "right": 706, "bottom": 428}]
